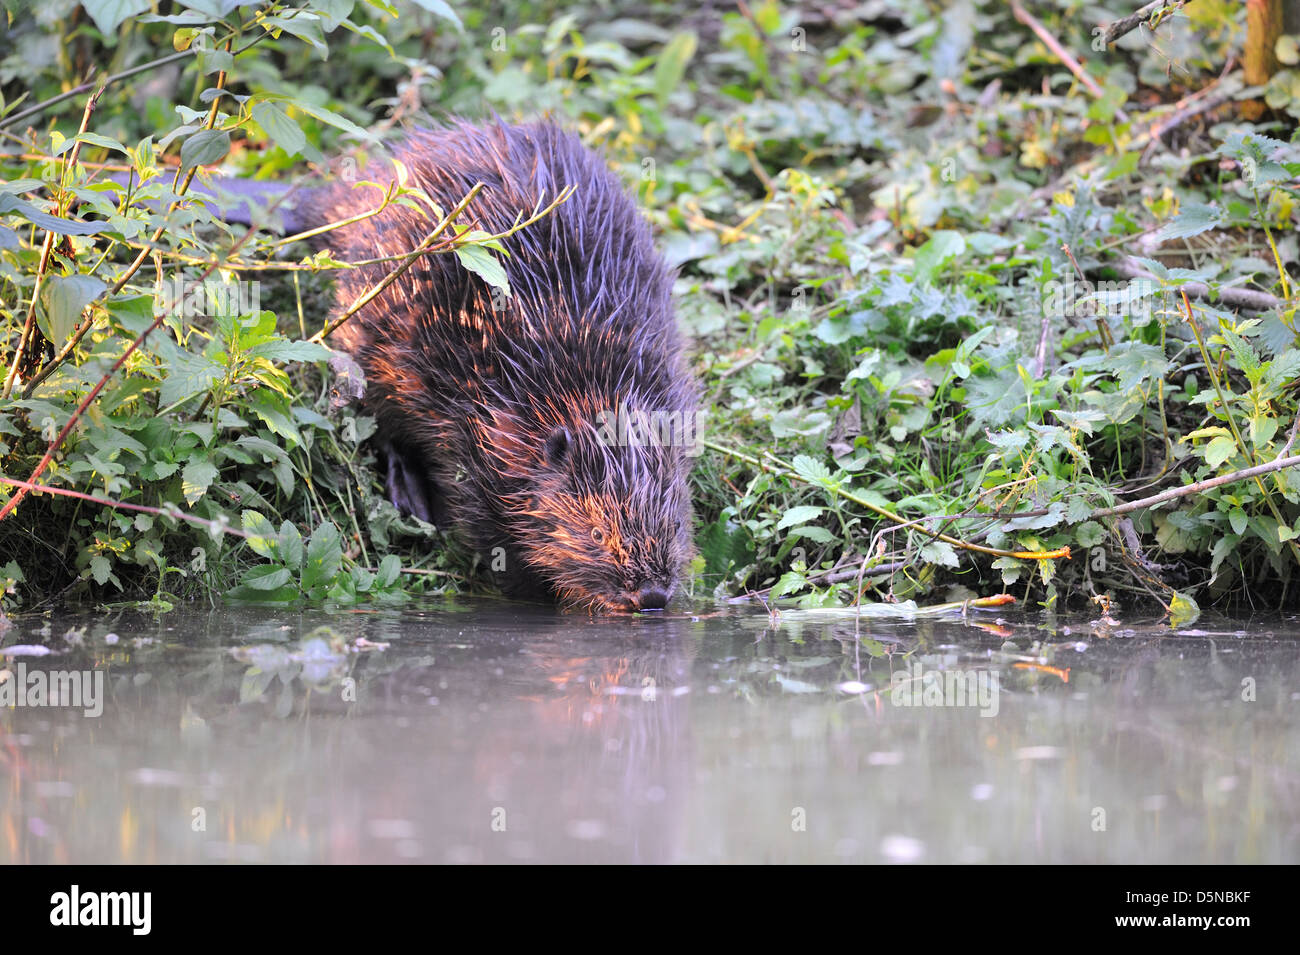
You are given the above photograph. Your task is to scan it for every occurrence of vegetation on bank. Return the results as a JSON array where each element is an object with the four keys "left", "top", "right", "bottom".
[{"left": 2, "top": 0, "right": 1300, "bottom": 618}]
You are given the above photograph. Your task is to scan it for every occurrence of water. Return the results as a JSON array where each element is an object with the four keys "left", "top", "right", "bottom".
[{"left": 1, "top": 601, "right": 1297, "bottom": 863}]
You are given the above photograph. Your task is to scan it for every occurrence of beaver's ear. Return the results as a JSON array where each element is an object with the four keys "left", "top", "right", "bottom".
[{"left": 544, "top": 427, "right": 571, "bottom": 467}]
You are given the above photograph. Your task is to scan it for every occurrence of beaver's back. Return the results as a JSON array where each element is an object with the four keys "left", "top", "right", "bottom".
[
  {"left": 311, "top": 122, "right": 697, "bottom": 610},
  {"left": 322, "top": 122, "right": 676, "bottom": 353}
]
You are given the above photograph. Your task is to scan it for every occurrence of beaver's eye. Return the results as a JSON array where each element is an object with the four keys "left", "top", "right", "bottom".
[
  {"left": 591, "top": 528, "right": 605, "bottom": 544},
  {"left": 544, "top": 427, "right": 570, "bottom": 467}
]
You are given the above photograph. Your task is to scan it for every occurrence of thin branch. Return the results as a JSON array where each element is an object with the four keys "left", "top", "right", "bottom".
[
  {"left": 701, "top": 438, "right": 1071, "bottom": 562},
  {"left": 311, "top": 184, "right": 576, "bottom": 342},
  {"left": 2, "top": 82, "right": 106, "bottom": 398},
  {"left": 1088, "top": 453, "right": 1300, "bottom": 519},
  {"left": 1113, "top": 257, "right": 1283, "bottom": 313},
  {"left": 0, "top": 183, "right": 263, "bottom": 522},
  {"left": 0, "top": 29, "right": 271, "bottom": 131},
  {"left": 0, "top": 477, "right": 246, "bottom": 539},
  {"left": 1104, "top": 0, "right": 1193, "bottom": 46},
  {"left": 1009, "top": 0, "right": 1129, "bottom": 123}
]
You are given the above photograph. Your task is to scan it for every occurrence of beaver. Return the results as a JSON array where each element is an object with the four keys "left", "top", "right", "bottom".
[{"left": 261, "top": 122, "right": 697, "bottom": 612}]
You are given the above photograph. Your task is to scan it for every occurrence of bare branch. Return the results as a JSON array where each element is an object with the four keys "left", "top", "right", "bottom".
[{"left": 1103, "top": 0, "right": 1194, "bottom": 45}]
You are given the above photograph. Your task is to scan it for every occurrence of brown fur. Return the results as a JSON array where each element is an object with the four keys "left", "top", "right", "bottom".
[{"left": 311, "top": 121, "right": 698, "bottom": 611}]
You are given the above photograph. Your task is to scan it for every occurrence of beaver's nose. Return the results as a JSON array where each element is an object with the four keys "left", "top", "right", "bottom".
[{"left": 636, "top": 585, "right": 668, "bottom": 611}]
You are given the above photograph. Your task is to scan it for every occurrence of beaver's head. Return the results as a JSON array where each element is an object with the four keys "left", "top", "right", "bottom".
[{"left": 486, "top": 410, "right": 695, "bottom": 613}]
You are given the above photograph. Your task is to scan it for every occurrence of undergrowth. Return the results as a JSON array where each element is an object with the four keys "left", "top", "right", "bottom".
[{"left": 2, "top": 0, "right": 1300, "bottom": 620}]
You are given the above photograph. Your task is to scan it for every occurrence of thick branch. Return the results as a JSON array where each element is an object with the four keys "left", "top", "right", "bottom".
[{"left": 1089, "top": 454, "right": 1300, "bottom": 519}]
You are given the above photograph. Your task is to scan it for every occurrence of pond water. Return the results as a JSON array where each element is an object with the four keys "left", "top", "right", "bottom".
[{"left": 1, "top": 601, "right": 1297, "bottom": 864}]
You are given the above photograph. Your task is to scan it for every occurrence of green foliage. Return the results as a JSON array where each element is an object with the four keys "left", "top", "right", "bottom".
[{"left": 230, "top": 510, "right": 407, "bottom": 604}]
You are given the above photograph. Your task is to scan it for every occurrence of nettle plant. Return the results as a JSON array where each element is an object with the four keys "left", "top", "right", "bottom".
[
  {"left": 233, "top": 510, "right": 406, "bottom": 605},
  {"left": 0, "top": 0, "right": 470, "bottom": 607}
]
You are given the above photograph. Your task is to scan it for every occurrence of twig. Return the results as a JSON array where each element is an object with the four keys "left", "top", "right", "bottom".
[
  {"left": 1114, "top": 257, "right": 1283, "bottom": 312},
  {"left": 311, "top": 184, "right": 576, "bottom": 342},
  {"left": 1103, "top": 0, "right": 1193, "bottom": 45},
  {"left": 1009, "top": 0, "right": 1129, "bottom": 122},
  {"left": 0, "top": 477, "right": 246, "bottom": 539},
  {"left": 0, "top": 29, "right": 271, "bottom": 131},
  {"left": 701, "top": 438, "right": 1071, "bottom": 562},
  {"left": 1138, "top": 63, "right": 1236, "bottom": 163},
  {"left": 1087, "top": 453, "right": 1300, "bottom": 519},
  {"left": 21, "top": 50, "right": 236, "bottom": 396},
  {"left": 751, "top": 561, "right": 909, "bottom": 599},
  {"left": 0, "top": 187, "right": 263, "bottom": 523},
  {"left": 1, "top": 52, "right": 191, "bottom": 131},
  {"left": 2, "top": 82, "right": 106, "bottom": 398}
]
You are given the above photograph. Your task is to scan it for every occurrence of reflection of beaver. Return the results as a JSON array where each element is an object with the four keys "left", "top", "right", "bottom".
[{"left": 232, "top": 122, "right": 697, "bottom": 611}]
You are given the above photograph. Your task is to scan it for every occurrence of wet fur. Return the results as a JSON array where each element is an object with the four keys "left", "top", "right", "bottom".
[{"left": 305, "top": 121, "right": 697, "bottom": 611}]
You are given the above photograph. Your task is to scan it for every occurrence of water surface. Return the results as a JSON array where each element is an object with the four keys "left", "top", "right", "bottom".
[{"left": 2, "top": 601, "right": 1296, "bottom": 863}]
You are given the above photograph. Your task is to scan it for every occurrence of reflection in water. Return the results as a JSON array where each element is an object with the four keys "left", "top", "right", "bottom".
[{"left": 0, "top": 603, "right": 1297, "bottom": 863}]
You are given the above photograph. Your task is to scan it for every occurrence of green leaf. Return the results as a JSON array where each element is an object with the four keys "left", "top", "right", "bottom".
[
  {"left": 769, "top": 569, "right": 809, "bottom": 600},
  {"left": 248, "top": 389, "right": 303, "bottom": 445},
  {"left": 242, "top": 510, "right": 279, "bottom": 559},
  {"left": 181, "top": 457, "right": 218, "bottom": 505},
  {"left": 198, "top": 48, "right": 234, "bottom": 74},
  {"left": 241, "top": 565, "right": 292, "bottom": 591},
  {"left": 1075, "top": 521, "right": 1106, "bottom": 548},
  {"left": 375, "top": 554, "right": 401, "bottom": 588},
  {"left": 73, "top": 132, "right": 129, "bottom": 154},
  {"left": 455, "top": 244, "right": 510, "bottom": 293},
  {"left": 405, "top": 0, "right": 462, "bottom": 28},
  {"left": 919, "top": 539, "right": 959, "bottom": 568},
  {"left": 290, "top": 100, "right": 376, "bottom": 142},
  {"left": 1154, "top": 204, "right": 1224, "bottom": 242},
  {"left": 913, "top": 230, "right": 965, "bottom": 284},
  {"left": 791, "top": 454, "right": 833, "bottom": 488},
  {"left": 301, "top": 521, "right": 343, "bottom": 592},
  {"left": 1220, "top": 326, "right": 1262, "bottom": 383},
  {"left": 0, "top": 194, "right": 107, "bottom": 235},
  {"left": 105, "top": 294, "right": 157, "bottom": 335},
  {"left": 179, "top": 129, "right": 231, "bottom": 175},
  {"left": 1085, "top": 84, "right": 1127, "bottom": 122},
  {"left": 80, "top": 0, "right": 150, "bottom": 35},
  {"left": 251, "top": 101, "right": 308, "bottom": 158},
  {"left": 311, "top": 0, "right": 356, "bottom": 30},
  {"left": 157, "top": 350, "right": 224, "bottom": 410},
  {"left": 89, "top": 553, "right": 112, "bottom": 585},
  {"left": 654, "top": 32, "right": 697, "bottom": 105},
  {"left": 39, "top": 275, "right": 105, "bottom": 346},
  {"left": 246, "top": 339, "right": 332, "bottom": 363},
  {"left": 777, "top": 505, "right": 823, "bottom": 530},
  {"left": 698, "top": 517, "right": 754, "bottom": 580},
  {"left": 278, "top": 521, "right": 304, "bottom": 571},
  {"left": 1205, "top": 435, "right": 1237, "bottom": 468},
  {"left": 261, "top": 14, "right": 329, "bottom": 56},
  {"left": 788, "top": 525, "right": 836, "bottom": 544}
]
